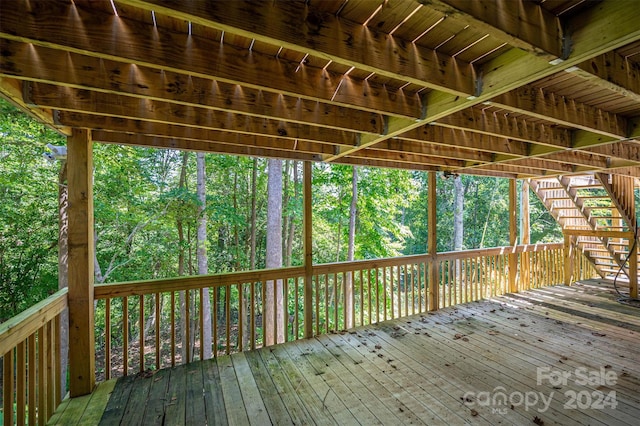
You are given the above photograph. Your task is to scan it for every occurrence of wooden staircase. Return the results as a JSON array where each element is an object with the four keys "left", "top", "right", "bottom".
[{"left": 529, "top": 174, "right": 638, "bottom": 282}]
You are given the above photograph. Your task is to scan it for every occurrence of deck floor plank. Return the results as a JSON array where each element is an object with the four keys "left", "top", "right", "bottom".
[
  {"left": 244, "top": 350, "right": 298, "bottom": 425},
  {"left": 252, "top": 348, "right": 316, "bottom": 425},
  {"left": 49, "top": 280, "right": 640, "bottom": 425},
  {"left": 163, "top": 364, "right": 187, "bottom": 426},
  {"left": 185, "top": 360, "right": 207, "bottom": 425},
  {"left": 202, "top": 358, "right": 228, "bottom": 426},
  {"left": 217, "top": 353, "right": 251, "bottom": 425},
  {"left": 231, "top": 352, "right": 272, "bottom": 425},
  {"left": 142, "top": 368, "right": 171, "bottom": 426},
  {"left": 98, "top": 374, "right": 136, "bottom": 426},
  {"left": 268, "top": 344, "right": 338, "bottom": 424},
  {"left": 279, "top": 338, "right": 360, "bottom": 425}
]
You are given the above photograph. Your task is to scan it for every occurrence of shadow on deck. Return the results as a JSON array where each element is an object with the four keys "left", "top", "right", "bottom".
[{"left": 49, "top": 280, "right": 640, "bottom": 425}]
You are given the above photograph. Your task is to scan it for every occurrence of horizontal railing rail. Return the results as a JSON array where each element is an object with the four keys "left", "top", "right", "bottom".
[{"left": 0, "top": 288, "right": 67, "bottom": 426}]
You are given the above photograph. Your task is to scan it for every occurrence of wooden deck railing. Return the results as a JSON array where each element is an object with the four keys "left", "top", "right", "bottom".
[
  {"left": 92, "top": 242, "right": 581, "bottom": 380},
  {"left": 0, "top": 242, "right": 601, "bottom": 422},
  {"left": 0, "top": 288, "right": 67, "bottom": 426}
]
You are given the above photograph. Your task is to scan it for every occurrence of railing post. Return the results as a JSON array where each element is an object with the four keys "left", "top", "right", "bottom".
[
  {"left": 428, "top": 171, "right": 438, "bottom": 311},
  {"left": 564, "top": 234, "right": 574, "bottom": 286},
  {"left": 509, "top": 179, "right": 518, "bottom": 293},
  {"left": 67, "top": 128, "right": 95, "bottom": 396},
  {"left": 303, "top": 161, "right": 313, "bottom": 338},
  {"left": 630, "top": 239, "right": 638, "bottom": 298}
]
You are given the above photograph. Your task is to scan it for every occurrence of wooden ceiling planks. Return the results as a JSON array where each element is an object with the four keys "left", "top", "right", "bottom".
[{"left": 1, "top": 0, "right": 640, "bottom": 179}]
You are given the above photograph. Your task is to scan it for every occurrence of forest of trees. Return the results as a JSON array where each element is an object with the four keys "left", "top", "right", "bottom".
[{"left": 0, "top": 98, "right": 563, "bottom": 322}]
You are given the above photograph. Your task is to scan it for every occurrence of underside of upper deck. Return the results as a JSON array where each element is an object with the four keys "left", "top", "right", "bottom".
[{"left": 50, "top": 280, "right": 640, "bottom": 425}]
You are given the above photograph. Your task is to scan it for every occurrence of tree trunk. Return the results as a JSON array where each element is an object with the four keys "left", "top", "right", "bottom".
[
  {"left": 265, "top": 159, "right": 284, "bottom": 346},
  {"left": 58, "top": 161, "right": 69, "bottom": 394},
  {"left": 282, "top": 161, "right": 290, "bottom": 265},
  {"left": 453, "top": 175, "right": 464, "bottom": 291},
  {"left": 177, "top": 152, "right": 189, "bottom": 362},
  {"left": 286, "top": 161, "right": 299, "bottom": 267},
  {"left": 196, "top": 152, "right": 212, "bottom": 359},
  {"left": 345, "top": 166, "right": 358, "bottom": 329},
  {"left": 453, "top": 175, "right": 464, "bottom": 251},
  {"left": 244, "top": 158, "right": 258, "bottom": 349}
]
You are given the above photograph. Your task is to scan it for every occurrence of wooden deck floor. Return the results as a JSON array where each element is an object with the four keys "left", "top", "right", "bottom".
[{"left": 49, "top": 280, "right": 640, "bottom": 425}]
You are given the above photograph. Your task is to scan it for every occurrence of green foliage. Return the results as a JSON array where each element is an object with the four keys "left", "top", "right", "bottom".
[
  {"left": 0, "top": 99, "right": 64, "bottom": 319},
  {"left": 0, "top": 99, "right": 564, "bottom": 319}
]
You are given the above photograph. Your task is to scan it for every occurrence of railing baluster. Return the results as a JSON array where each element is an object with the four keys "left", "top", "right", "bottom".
[
  {"left": 226, "top": 285, "right": 231, "bottom": 355},
  {"left": 3, "top": 349, "right": 14, "bottom": 426},
  {"left": 155, "top": 293, "right": 160, "bottom": 370},
  {"left": 139, "top": 295, "right": 145, "bottom": 372},
  {"left": 46, "top": 321, "right": 54, "bottom": 418},
  {"left": 38, "top": 326, "right": 46, "bottom": 425},
  {"left": 17, "top": 341, "right": 26, "bottom": 426},
  {"left": 235, "top": 284, "right": 241, "bottom": 352},
  {"left": 123, "top": 296, "right": 129, "bottom": 375},
  {"left": 170, "top": 291, "right": 176, "bottom": 366},
  {"left": 28, "top": 334, "right": 36, "bottom": 424},
  {"left": 250, "top": 282, "right": 255, "bottom": 351},
  {"left": 199, "top": 288, "right": 205, "bottom": 357}
]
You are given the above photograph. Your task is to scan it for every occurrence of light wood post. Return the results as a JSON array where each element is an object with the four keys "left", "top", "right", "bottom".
[
  {"left": 67, "top": 129, "right": 95, "bottom": 396},
  {"left": 564, "top": 234, "right": 574, "bottom": 286},
  {"left": 303, "top": 161, "right": 313, "bottom": 338},
  {"left": 630, "top": 241, "right": 638, "bottom": 299},
  {"left": 508, "top": 179, "right": 518, "bottom": 293},
  {"left": 428, "top": 172, "right": 438, "bottom": 311}
]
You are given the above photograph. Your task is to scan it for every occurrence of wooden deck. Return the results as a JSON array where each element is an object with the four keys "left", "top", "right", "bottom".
[{"left": 49, "top": 280, "right": 640, "bottom": 425}]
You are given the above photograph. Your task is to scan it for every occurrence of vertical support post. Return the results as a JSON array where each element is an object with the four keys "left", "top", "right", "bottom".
[
  {"left": 508, "top": 179, "right": 518, "bottom": 293},
  {"left": 67, "top": 129, "right": 95, "bottom": 397},
  {"left": 630, "top": 239, "right": 638, "bottom": 298},
  {"left": 303, "top": 161, "right": 313, "bottom": 338},
  {"left": 521, "top": 180, "right": 531, "bottom": 288},
  {"left": 428, "top": 172, "right": 438, "bottom": 311},
  {"left": 564, "top": 234, "right": 574, "bottom": 286}
]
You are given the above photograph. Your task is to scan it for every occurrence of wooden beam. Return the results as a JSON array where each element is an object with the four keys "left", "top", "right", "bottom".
[
  {"left": 428, "top": 172, "right": 438, "bottom": 311},
  {"left": 435, "top": 109, "right": 572, "bottom": 149},
  {"left": 0, "top": 77, "right": 71, "bottom": 136},
  {"left": 509, "top": 179, "right": 518, "bottom": 292},
  {"left": 400, "top": 123, "right": 530, "bottom": 156},
  {"left": 420, "top": 0, "right": 640, "bottom": 129},
  {"left": 488, "top": 86, "right": 628, "bottom": 139},
  {"left": 25, "top": 82, "right": 360, "bottom": 146},
  {"left": 572, "top": 51, "right": 640, "bottom": 104},
  {"left": 92, "top": 131, "right": 322, "bottom": 162},
  {"left": 303, "top": 161, "right": 313, "bottom": 338},
  {"left": 373, "top": 138, "right": 500, "bottom": 163},
  {"left": 430, "top": 0, "right": 562, "bottom": 59},
  {"left": 351, "top": 148, "right": 468, "bottom": 169},
  {"left": 66, "top": 128, "right": 95, "bottom": 397},
  {"left": 117, "top": 0, "right": 475, "bottom": 96},
  {"left": 585, "top": 142, "right": 640, "bottom": 163},
  {"left": 0, "top": 39, "right": 385, "bottom": 135},
  {"left": 57, "top": 112, "right": 340, "bottom": 155},
  {"left": 331, "top": 157, "right": 438, "bottom": 172},
  {"left": 0, "top": 1, "right": 421, "bottom": 118}
]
